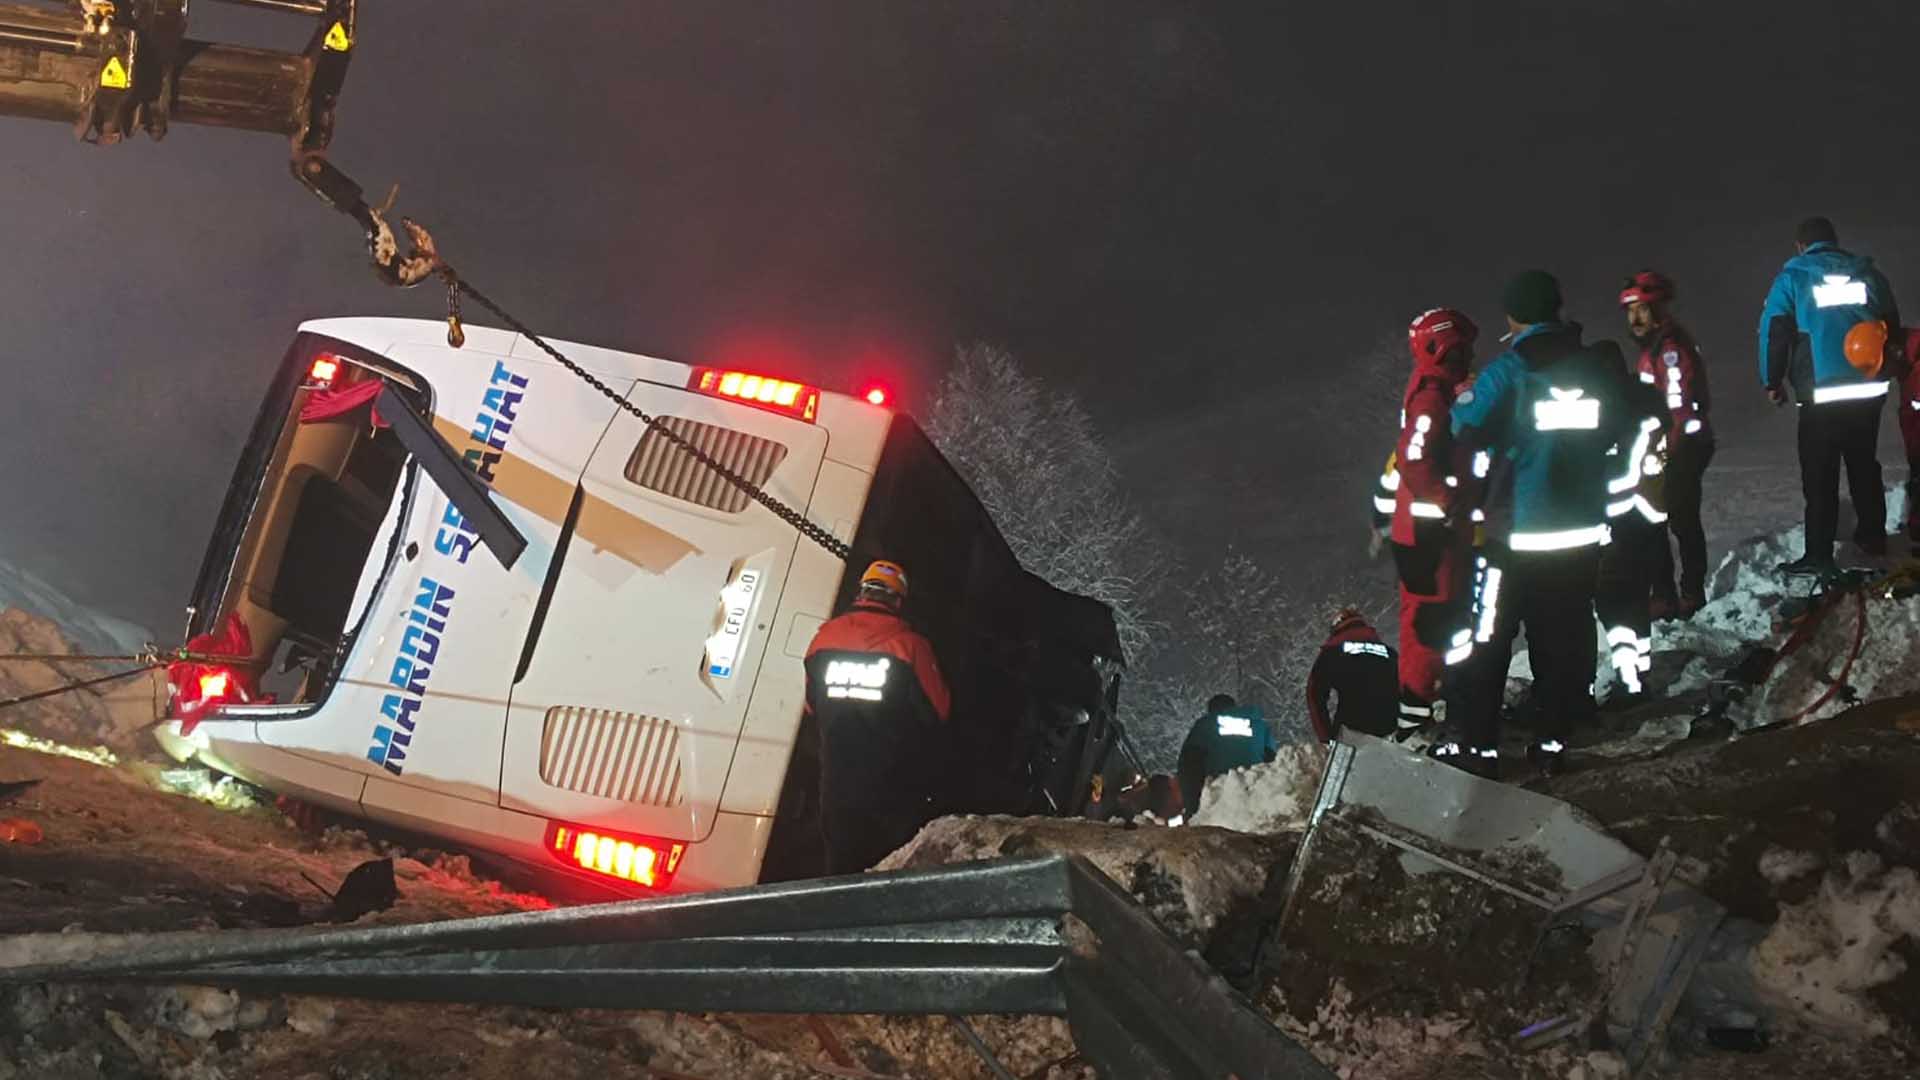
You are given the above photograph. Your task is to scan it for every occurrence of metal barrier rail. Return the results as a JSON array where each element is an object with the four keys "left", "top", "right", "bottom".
[{"left": 0, "top": 855, "right": 1329, "bottom": 1079}]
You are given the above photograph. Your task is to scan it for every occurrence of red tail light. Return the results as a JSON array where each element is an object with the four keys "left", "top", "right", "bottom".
[
  {"left": 308, "top": 354, "right": 343, "bottom": 387},
  {"left": 863, "top": 385, "right": 889, "bottom": 407},
  {"left": 198, "top": 670, "right": 231, "bottom": 700},
  {"left": 688, "top": 367, "right": 820, "bottom": 422},
  {"left": 545, "top": 821, "right": 686, "bottom": 890}
]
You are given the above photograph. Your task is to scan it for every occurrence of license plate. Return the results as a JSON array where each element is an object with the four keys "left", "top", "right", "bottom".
[{"left": 705, "top": 568, "right": 762, "bottom": 678}]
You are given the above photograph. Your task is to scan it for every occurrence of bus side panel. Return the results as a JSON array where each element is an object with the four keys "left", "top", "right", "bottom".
[{"left": 500, "top": 387, "right": 827, "bottom": 846}]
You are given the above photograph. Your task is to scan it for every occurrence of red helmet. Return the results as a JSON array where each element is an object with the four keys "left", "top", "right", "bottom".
[
  {"left": 1408, "top": 308, "right": 1478, "bottom": 362},
  {"left": 1619, "top": 270, "right": 1675, "bottom": 308}
]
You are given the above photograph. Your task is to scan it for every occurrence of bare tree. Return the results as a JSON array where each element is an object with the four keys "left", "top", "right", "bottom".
[
  {"left": 926, "top": 344, "right": 1398, "bottom": 768},
  {"left": 927, "top": 345, "right": 1171, "bottom": 665},
  {"left": 1132, "top": 546, "right": 1393, "bottom": 752}
]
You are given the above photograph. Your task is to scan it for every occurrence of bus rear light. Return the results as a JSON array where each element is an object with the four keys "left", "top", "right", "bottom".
[
  {"left": 545, "top": 821, "right": 686, "bottom": 889},
  {"left": 688, "top": 367, "right": 820, "bottom": 423},
  {"left": 198, "top": 670, "right": 231, "bottom": 700},
  {"left": 308, "top": 354, "right": 343, "bottom": 386}
]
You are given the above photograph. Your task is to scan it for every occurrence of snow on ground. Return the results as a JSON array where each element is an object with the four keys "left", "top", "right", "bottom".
[
  {"left": 1190, "top": 740, "right": 1328, "bottom": 835},
  {"left": 1750, "top": 852, "right": 1920, "bottom": 1038}
]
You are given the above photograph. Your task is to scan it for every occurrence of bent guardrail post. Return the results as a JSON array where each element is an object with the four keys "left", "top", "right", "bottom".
[{"left": 0, "top": 855, "right": 1331, "bottom": 1079}]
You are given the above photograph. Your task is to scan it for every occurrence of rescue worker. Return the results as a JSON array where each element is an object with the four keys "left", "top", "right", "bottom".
[
  {"left": 1895, "top": 327, "right": 1920, "bottom": 544},
  {"left": 1387, "top": 308, "right": 1481, "bottom": 736},
  {"left": 1176, "top": 694, "right": 1277, "bottom": 819},
  {"left": 1305, "top": 608, "right": 1399, "bottom": 742},
  {"left": 1595, "top": 338, "right": 1670, "bottom": 703},
  {"left": 1758, "top": 217, "right": 1901, "bottom": 575},
  {"left": 1621, "top": 271, "right": 1714, "bottom": 615},
  {"left": 1444, "top": 271, "right": 1629, "bottom": 778},
  {"left": 802, "top": 560, "right": 952, "bottom": 875}
]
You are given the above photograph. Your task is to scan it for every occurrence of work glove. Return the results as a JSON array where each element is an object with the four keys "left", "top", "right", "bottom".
[{"left": 1765, "top": 385, "right": 1787, "bottom": 407}]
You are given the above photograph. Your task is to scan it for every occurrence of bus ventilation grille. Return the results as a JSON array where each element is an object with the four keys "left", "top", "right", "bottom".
[
  {"left": 538, "top": 707, "right": 686, "bottom": 807},
  {"left": 625, "top": 417, "right": 788, "bottom": 513}
]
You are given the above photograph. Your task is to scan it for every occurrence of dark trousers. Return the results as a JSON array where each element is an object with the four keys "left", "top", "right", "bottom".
[
  {"left": 1799, "top": 399, "right": 1886, "bottom": 558},
  {"left": 1652, "top": 435, "right": 1715, "bottom": 602},
  {"left": 1457, "top": 543, "right": 1601, "bottom": 751},
  {"left": 816, "top": 710, "right": 931, "bottom": 876},
  {"left": 1596, "top": 517, "right": 1659, "bottom": 683}
]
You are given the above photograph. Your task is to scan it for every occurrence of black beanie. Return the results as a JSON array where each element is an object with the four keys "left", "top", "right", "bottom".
[{"left": 1503, "top": 270, "right": 1563, "bottom": 325}]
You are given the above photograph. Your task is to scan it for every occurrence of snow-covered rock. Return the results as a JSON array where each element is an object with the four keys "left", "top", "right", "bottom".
[
  {"left": 880, "top": 813, "right": 1294, "bottom": 951},
  {"left": 1757, "top": 847, "right": 1824, "bottom": 887},
  {"left": 0, "top": 608, "right": 163, "bottom": 748},
  {"left": 0, "top": 560, "right": 150, "bottom": 656}
]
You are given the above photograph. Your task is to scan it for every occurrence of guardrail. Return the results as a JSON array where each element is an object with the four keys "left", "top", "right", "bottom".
[{"left": 0, "top": 855, "right": 1330, "bottom": 1079}]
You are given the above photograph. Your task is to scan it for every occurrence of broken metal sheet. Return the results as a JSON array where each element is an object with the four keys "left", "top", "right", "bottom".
[
  {"left": 1279, "top": 731, "right": 1726, "bottom": 1070},
  {"left": 1316, "top": 732, "right": 1644, "bottom": 906}
]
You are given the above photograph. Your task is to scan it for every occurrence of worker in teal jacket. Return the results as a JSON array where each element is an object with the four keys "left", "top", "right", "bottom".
[
  {"left": 1442, "top": 271, "right": 1631, "bottom": 779},
  {"left": 1757, "top": 217, "right": 1902, "bottom": 575},
  {"left": 1176, "top": 695, "right": 1278, "bottom": 818}
]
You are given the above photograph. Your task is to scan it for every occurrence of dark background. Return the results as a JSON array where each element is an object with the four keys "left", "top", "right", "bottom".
[{"left": 2, "top": 1, "right": 1916, "bottom": 635}]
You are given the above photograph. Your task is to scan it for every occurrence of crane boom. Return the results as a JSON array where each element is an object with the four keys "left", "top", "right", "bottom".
[{"left": 0, "top": 0, "right": 443, "bottom": 288}]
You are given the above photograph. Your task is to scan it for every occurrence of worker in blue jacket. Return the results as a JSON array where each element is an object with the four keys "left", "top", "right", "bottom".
[
  {"left": 1442, "top": 271, "right": 1631, "bottom": 778},
  {"left": 1176, "top": 695, "right": 1278, "bottom": 818},
  {"left": 1758, "top": 217, "right": 1902, "bottom": 575}
]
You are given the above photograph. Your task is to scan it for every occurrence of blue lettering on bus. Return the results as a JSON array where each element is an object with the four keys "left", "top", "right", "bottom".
[
  {"left": 433, "top": 360, "right": 530, "bottom": 564},
  {"left": 366, "top": 576, "right": 457, "bottom": 775}
]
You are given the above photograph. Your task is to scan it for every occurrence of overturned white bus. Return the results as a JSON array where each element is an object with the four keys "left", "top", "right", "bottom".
[{"left": 156, "top": 319, "right": 1124, "bottom": 895}]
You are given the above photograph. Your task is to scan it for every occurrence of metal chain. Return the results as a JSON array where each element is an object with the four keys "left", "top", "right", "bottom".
[{"left": 441, "top": 270, "right": 853, "bottom": 562}]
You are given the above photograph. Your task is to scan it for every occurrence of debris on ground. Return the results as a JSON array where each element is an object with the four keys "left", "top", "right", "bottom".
[{"left": 878, "top": 812, "right": 1295, "bottom": 954}]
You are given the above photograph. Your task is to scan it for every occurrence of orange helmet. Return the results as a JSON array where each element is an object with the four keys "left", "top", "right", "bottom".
[
  {"left": 1844, "top": 320, "right": 1888, "bottom": 378},
  {"left": 858, "top": 559, "right": 909, "bottom": 601}
]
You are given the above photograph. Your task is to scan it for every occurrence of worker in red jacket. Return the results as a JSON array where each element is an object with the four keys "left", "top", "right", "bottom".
[
  {"left": 803, "top": 559, "right": 952, "bottom": 875},
  {"left": 1896, "top": 328, "right": 1920, "bottom": 544},
  {"left": 1306, "top": 608, "right": 1399, "bottom": 742},
  {"left": 1388, "top": 308, "right": 1482, "bottom": 736},
  {"left": 1621, "top": 271, "right": 1715, "bottom": 615}
]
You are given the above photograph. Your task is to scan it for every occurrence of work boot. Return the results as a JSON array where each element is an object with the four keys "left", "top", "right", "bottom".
[
  {"left": 1527, "top": 739, "right": 1567, "bottom": 777},
  {"left": 1679, "top": 591, "right": 1707, "bottom": 619},
  {"left": 1780, "top": 553, "right": 1839, "bottom": 578},
  {"left": 1599, "top": 684, "right": 1645, "bottom": 713},
  {"left": 1854, "top": 534, "right": 1890, "bottom": 559},
  {"left": 1648, "top": 593, "right": 1678, "bottom": 622}
]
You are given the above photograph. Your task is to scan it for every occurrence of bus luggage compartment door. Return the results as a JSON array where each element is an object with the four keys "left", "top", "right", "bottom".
[{"left": 502, "top": 385, "right": 828, "bottom": 848}]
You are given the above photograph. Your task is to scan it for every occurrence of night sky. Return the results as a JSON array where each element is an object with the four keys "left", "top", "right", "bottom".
[{"left": 2, "top": 1, "right": 1917, "bottom": 635}]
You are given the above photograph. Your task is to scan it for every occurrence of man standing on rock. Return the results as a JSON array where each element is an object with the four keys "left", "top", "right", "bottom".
[
  {"left": 1758, "top": 216, "right": 1901, "bottom": 575},
  {"left": 1444, "top": 271, "right": 1629, "bottom": 778},
  {"left": 1621, "top": 270, "right": 1714, "bottom": 616}
]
